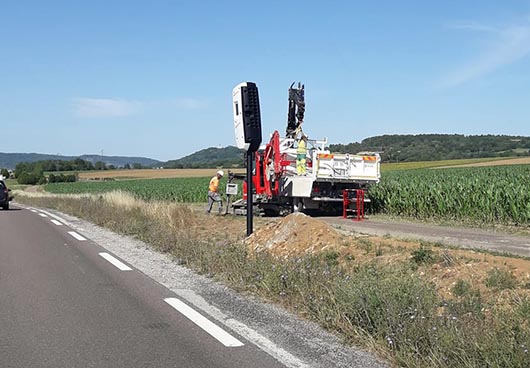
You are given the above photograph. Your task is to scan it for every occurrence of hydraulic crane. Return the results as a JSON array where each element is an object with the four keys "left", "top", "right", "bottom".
[{"left": 286, "top": 82, "right": 305, "bottom": 139}]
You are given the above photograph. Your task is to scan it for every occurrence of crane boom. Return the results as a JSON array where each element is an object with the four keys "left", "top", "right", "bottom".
[{"left": 286, "top": 82, "right": 305, "bottom": 138}]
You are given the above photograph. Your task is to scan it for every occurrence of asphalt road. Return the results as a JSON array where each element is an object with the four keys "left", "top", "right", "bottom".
[{"left": 0, "top": 205, "right": 286, "bottom": 368}]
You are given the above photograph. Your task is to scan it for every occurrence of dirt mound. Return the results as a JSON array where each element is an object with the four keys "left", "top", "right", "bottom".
[{"left": 246, "top": 213, "right": 348, "bottom": 257}]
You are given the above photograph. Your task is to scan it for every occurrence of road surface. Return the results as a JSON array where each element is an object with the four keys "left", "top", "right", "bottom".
[{"left": 0, "top": 205, "right": 286, "bottom": 368}]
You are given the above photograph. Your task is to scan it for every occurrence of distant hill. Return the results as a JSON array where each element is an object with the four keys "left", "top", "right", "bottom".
[
  {"left": 164, "top": 135, "right": 530, "bottom": 168},
  {"left": 164, "top": 146, "right": 244, "bottom": 168},
  {"left": 6, "top": 134, "right": 529, "bottom": 170},
  {"left": 0, "top": 152, "right": 161, "bottom": 169},
  {"left": 330, "top": 134, "right": 530, "bottom": 163},
  {"left": 78, "top": 154, "right": 161, "bottom": 168}
]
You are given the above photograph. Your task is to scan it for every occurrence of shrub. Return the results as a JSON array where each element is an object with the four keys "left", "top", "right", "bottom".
[
  {"left": 485, "top": 268, "right": 517, "bottom": 290},
  {"left": 17, "top": 171, "right": 44, "bottom": 185},
  {"left": 48, "top": 173, "right": 77, "bottom": 183},
  {"left": 452, "top": 279, "right": 472, "bottom": 297},
  {"left": 411, "top": 246, "right": 436, "bottom": 265}
]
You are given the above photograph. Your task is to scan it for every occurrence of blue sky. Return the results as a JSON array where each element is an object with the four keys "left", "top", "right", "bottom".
[{"left": 1, "top": 1, "right": 530, "bottom": 161}]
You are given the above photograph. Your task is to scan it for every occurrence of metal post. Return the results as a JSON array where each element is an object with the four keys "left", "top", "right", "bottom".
[
  {"left": 342, "top": 189, "right": 348, "bottom": 219},
  {"left": 246, "top": 151, "right": 254, "bottom": 236}
]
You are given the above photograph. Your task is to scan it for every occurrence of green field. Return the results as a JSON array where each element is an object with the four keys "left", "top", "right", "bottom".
[
  {"left": 45, "top": 177, "right": 212, "bottom": 202},
  {"left": 380, "top": 157, "right": 513, "bottom": 171},
  {"left": 44, "top": 162, "right": 530, "bottom": 226},
  {"left": 369, "top": 164, "right": 530, "bottom": 225}
]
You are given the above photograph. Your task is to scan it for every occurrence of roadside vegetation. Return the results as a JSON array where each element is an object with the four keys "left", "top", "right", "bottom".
[{"left": 15, "top": 191, "right": 530, "bottom": 368}]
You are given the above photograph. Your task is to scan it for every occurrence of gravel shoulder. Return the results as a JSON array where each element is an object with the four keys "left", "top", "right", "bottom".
[
  {"left": 33, "top": 205, "right": 389, "bottom": 368},
  {"left": 323, "top": 217, "right": 530, "bottom": 258}
]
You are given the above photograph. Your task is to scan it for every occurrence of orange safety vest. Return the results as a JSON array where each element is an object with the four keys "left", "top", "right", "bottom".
[{"left": 209, "top": 176, "right": 219, "bottom": 192}]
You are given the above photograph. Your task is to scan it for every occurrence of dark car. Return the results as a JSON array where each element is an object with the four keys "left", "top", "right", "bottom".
[{"left": 0, "top": 180, "right": 12, "bottom": 210}]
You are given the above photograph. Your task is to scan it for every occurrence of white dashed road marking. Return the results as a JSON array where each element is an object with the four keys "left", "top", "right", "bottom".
[
  {"left": 50, "top": 219, "right": 63, "bottom": 226},
  {"left": 39, "top": 210, "right": 68, "bottom": 224},
  {"left": 68, "top": 231, "right": 86, "bottom": 241},
  {"left": 99, "top": 252, "right": 132, "bottom": 271},
  {"left": 164, "top": 297, "right": 244, "bottom": 348},
  {"left": 38, "top": 213, "right": 48, "bottom": 218}
]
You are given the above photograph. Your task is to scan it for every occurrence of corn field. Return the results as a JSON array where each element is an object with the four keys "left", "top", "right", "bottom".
[
  {"left": 368, "top": 165, "right": 530, "bottom": 225},
  {"left": 45, "top": 177, "right": 213, "bottom": 202},
  {"left": 45, "top": 165, "right": 530, "bottom": 225}
]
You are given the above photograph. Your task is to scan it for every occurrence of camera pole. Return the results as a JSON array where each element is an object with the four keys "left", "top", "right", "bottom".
[{"left": 246, "top": 151, "right": 254, "bottom": 236}]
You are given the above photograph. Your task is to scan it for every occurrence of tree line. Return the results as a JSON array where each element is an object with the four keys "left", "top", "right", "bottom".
[
  {"left": 163, "top": 146, "right": 244, "bottom": 169},
  {"left": 13, "top": 159, "right": 149, "bottom": 185},
  {"left": 330, "top": 134, "right": 530, "bottom": 162}
]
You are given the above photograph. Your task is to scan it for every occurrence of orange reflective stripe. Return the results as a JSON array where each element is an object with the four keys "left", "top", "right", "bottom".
[
  {"left": 318, "top": 154, "right": 334, "bottom": 159},
  {"left": 362, "top": 156, "right": 377, "bottom": 161}
]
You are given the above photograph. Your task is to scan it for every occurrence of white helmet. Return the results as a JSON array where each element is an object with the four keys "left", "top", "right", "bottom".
[{"left": 217, "top": 170, "right": 224, "bottom": 177}]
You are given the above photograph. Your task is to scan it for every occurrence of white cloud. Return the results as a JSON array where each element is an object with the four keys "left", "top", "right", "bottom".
[
  {"left": 440, "top": 18, "right": 530, "bottom": 88},
  {"left": 174, "top": 98, "right": 207, "bottom": 109},
  {"left": 72, "top": 96, "right": 207, "bottom": 118},
  {"left": 446, "top": 20, "right": 498, "bottom": 33},
  {"left": 72, "top": 98, "right": 141, "bottom": 118}
]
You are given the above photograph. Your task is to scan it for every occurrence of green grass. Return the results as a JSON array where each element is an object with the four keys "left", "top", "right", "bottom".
[{"left": 4, "top": 178, "right": 28, "bottom": 191}]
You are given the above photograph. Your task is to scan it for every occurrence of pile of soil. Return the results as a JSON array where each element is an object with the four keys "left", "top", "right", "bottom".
[{"left": 246, "top": 213, "right": 348, "bottom": 257}]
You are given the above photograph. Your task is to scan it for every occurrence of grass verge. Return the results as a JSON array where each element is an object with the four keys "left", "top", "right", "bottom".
[{"left": 15, "top": 191, "right": 530, "bottom": 368}]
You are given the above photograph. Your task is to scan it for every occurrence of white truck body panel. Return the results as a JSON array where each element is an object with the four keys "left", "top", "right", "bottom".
[
  {"left": 279, "top": 176, "right": 314, "bottom": 198},
  {"left": 274, "top": 136, "right": 381, "bottom": 185},
  {"left": 313, "top": 153, "right": 380, "bottom": 182}
]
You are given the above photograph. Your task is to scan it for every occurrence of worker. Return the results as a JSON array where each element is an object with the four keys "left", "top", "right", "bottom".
[
  {"left": 296, "top": 134, "right": 308, "bottom": 175},
  {"left": 206, "top": 170, "right": 224, "bottom": 214}
]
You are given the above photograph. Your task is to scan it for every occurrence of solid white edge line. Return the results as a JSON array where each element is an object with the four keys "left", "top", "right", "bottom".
[
  {"left": 30, "top": 209, "right": 38, "bottom": 213},
  {"left": 50, "top": 219, "right": 63, "bottom": 226},
  {"left": 175, "top": 289, "right": 308, "bottom": 368},
  {"left": 38, "top": 213, "right": 48, "bottom": 217},
  {"left": 99, "top": 252, "right": 132, "bottom": 271},
  {"left": 68, "top": 231, "right": 86, "bottom": 241},
  {"left": 164, "top": 298, "right": 244, "bottom": 348}
]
